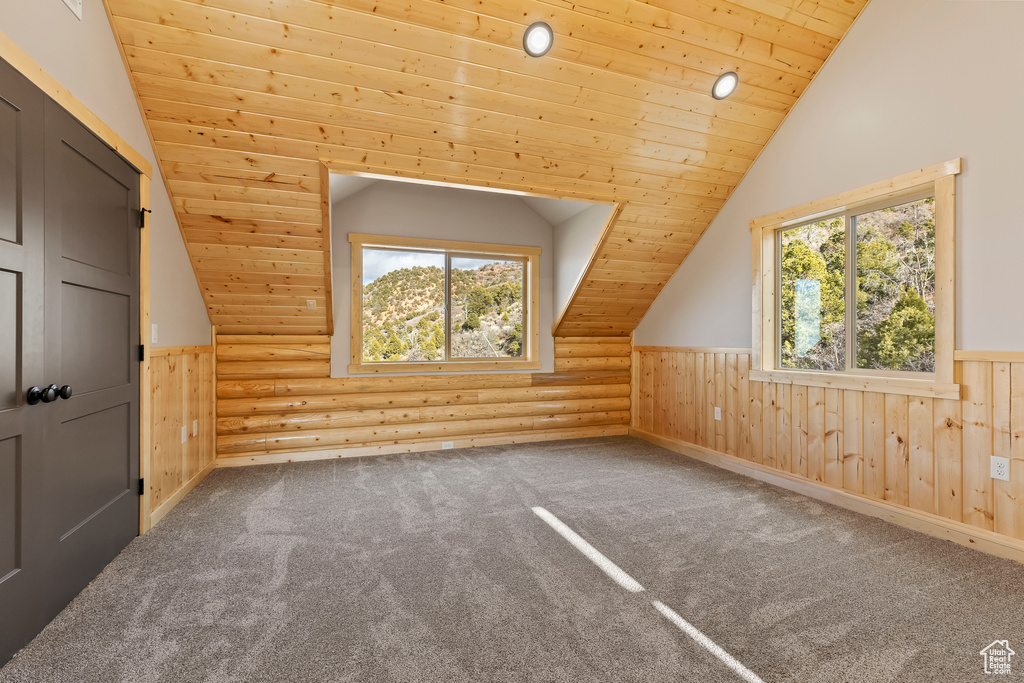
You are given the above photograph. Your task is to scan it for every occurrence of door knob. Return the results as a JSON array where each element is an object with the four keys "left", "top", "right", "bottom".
[
  {"left": 26, "top": 384, "right": 71, "bottom": 405},
  {"left": 40, "top": 384, "right": 59, "bottom": 403}
]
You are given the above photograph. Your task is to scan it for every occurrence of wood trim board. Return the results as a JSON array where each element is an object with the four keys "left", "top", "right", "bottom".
[
  {"left": 634, "top": 346, "right": 753, "bottom": 355},
  {"left": 149, "top": 345, "right": 215, "bottom": 356},
  {"left": 750, "top": 159, "right": 962, "bottom": 231}
]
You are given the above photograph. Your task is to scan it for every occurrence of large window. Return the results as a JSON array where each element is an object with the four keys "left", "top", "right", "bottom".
[
  {"left": 348, "top": 234, "right": 540, "bottom": 373},
  {"left": 778, "top": 193, "right": 936, "bottom": 374},
  {"left": 751, "top": 160, "right": 959, "bottom": 398}
]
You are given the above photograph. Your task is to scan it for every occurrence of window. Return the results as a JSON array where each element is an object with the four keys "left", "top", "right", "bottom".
[
  {"left": 348, "top": 233, "right": 540, "bottom": 373},
  {"left": 751, "top": 160, "right": 960, "bottom": 398}
]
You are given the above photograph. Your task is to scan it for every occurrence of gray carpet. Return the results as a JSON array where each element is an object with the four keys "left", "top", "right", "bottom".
[{"left": 1, "top": 436, "right": 1022, "bottom": 682}]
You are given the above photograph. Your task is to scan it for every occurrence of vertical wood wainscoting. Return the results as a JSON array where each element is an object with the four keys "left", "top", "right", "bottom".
[
  {"left": 143, "top": 347, "right": 217, "bottom": 531},
  {"left": 216, "top": 335, "right": 631, "bottom": 464},
  {"left": 631, "top": 348, "right": 1024, "bottom": 560}
]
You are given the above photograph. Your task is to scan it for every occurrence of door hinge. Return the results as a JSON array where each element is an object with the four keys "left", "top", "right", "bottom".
[
  {"left": 139, "top": 208, "right": 152, "bottom": 228},
  {"left": 138, "top": 478, "right": 145, "bottom": 496},
  {"left": 138, "top": 344, "right": 145, "bottom": 362}
]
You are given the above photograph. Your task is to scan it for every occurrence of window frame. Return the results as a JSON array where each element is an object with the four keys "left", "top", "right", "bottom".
[
  {"left": 750, "top": 159, "right": 961, "bottom": 399},
  {"left": 348, "top": 233, "right": 541, "bottom": 374}
]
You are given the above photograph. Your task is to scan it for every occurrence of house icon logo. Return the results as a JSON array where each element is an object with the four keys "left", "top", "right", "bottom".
[{"left": 980, "top": 640, "right": 1015, "bottom": 675}]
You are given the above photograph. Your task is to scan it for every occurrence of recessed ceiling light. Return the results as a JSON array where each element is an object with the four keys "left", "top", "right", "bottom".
[
  {"left": 712, "top": 71, "right": 739, "bottom": 100},
  {"left": 523, "top": 22, "right": 553, "bottom": 58}
]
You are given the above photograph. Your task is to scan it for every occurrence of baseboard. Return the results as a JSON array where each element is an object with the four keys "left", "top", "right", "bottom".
[
  {"left": 147, "top": 459, "right": 217, "bottom": 529},
  {"left": 630, "top": 427, "right": 1024, "bottom": 565},
  {"left": 216, "top": 425, "right": 630, "bottom": 468}
]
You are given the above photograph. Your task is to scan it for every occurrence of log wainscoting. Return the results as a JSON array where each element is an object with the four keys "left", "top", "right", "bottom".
[
  {"left": 215, "top": 335, "right": 631, "bottom": 465},
  {"left": 630, "top": 347, "right": 1024, "bottom": 561},
  {"left": 142, "top": 346, "right": 217, "bottom": 531}
]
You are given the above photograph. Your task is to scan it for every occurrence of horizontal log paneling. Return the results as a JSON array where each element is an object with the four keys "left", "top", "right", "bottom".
[
  {"left": 104, "top": 0, "right": 867, "bottom": 336},
  {"left": 632, "top": 348, "right": 1024, "bottom": 544},
  {"left": 146, "top": 347, "right": 216, "bottom": 528},
  {"left": 217, "top": 335, "right": 632, "bottom": 459}
]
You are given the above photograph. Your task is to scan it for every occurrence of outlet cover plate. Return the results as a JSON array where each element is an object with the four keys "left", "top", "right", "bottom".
[
  {"left": 991, "top": 456, "right": 1010, "bottom": 482},
  {"left": 62, "top": 0, "right": 83, "bottom": 20},
  {"left": 441, "top": 441, "right": 454, "bottom": 450},
  {"left": 714, "top": 406, "right": 722, "bottom": 421}
]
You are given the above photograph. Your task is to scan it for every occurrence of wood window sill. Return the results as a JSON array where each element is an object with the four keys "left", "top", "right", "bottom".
[
  {"left": 349, "top": 360, "right": 542, "bottom": 374},
  {"left": 749, "top": 369, "right": 960, "bottom": 400}
]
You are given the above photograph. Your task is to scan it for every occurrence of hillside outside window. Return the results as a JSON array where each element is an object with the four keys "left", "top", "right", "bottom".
[{"left": 778, "top": 192, "right": 936, "bottom": 375}]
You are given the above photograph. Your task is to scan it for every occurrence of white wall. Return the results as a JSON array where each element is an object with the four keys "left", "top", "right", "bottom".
[
  {"left": 552, "top": 204, "right": 613, "bottom": 320},
  {"left": 330, "top": 181, "right": 555, "bottom": 376},
  {"left": 635, "top": 0, "right": 1024, "bottom": 353},
  {"left": 0, "top": 0, "right": 210, "bottom": 347}
]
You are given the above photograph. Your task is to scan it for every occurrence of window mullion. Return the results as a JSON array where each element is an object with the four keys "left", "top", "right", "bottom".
[
  {"left": 444, "top": 252, "right": 452, "bottom": 362},
  {"left": 845, "top": 211, "right": 856, "bottom": 373}
]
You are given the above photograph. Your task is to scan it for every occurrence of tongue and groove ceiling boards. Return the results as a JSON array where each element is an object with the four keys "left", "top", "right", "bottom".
[{"left": 103, "top": 0, "right": 868, "bottom": 337}]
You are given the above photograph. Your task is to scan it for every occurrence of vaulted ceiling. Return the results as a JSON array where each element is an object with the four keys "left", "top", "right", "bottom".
[{"left": 104, "top": 0, "right": 868, "bottom": 336}]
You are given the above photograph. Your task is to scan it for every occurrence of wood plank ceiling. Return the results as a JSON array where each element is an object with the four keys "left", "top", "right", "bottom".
[{"left": 104, "top": 0, "right": 868, "bottom": 337}]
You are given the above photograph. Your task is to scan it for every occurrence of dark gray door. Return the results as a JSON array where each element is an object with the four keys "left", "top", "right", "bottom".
[
  {"left": 0, "top": 57, "right": 48, "bottom": 666},
  {"left": 0, "top": 58, "right": 140, "bottom": 664},
  {"left": 41, "top": 98, "right": 140, "bottom": 616}
]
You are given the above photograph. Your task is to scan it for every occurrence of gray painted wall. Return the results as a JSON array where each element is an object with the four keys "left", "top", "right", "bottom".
[
  {"left": 636, "top": 0, "right": 1024, "bottom": 353},
  {"left": 552, "top": 204, "right": 613, "bottom": 321},
  {"left": 0, "top": 0, "right": 210, "bottom": 347},
  {"left": 330, "top": 181, "right": 555, "bottom": 376}
]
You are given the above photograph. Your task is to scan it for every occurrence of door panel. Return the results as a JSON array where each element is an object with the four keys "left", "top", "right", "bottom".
[
  {"left": 0, "top": 95, "right": 20, "bottom": 245},
  {"left": 60, "top": 284, "right": 131, "bottom": 394},
  {"left": 0, "top": 57, "right": 47, "bottom": 665},
  {"left": 43, "top": 96, "right": 140, "bottom": 616},
  {"left": 58, "top": 139, "right": 132, "bottom": 277},
  {"left": 0, "top": 270, "right": 18, "bottom": 409},
  {"left": 55, "top": 403, "right": 131, "bottom": 539}
]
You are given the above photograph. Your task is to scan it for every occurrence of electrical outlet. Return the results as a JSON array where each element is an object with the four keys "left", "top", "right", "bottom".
[
  {"left": 714, "top": 406, "right": 722, "bottom": 421},
  {"left": 193, "top": 420, "right": 199, "bottom": 437},
  {"left": 991, "top": 456, "right": 1010, "bottom": 482},
  {"left": 306, "top": 300, "right": 317, "bottom": 310},
  {"left": 441, "top": 441, "right": 454, "bottom": 450},
  {"left": 62, "top": 0, "right": 83, "bottom": 20},
  {"left": 151, "top": 324, "right": 158, "bottom": 344},
  {"left": 181, "top": 426, "right": 187, "bottom": 444}
]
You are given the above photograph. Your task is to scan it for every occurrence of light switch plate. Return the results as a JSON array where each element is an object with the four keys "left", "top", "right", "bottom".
[
  {"left": 62, "top": 0, "right": 83, "bottom": 20},
  {"left": 193, "top": 420, "right": 199, "bottom": 437},
  {"left": 714, "top": 406, "right": 722, "bottom": 421},
  {"left": 151, "top": 324, "right": 158, "bottom": 344},
  {"left": 181, "top": 426, "right": 187, "bottom": 444},
  {"left": 306, "top": 300, "right": 317, "bottom": 310}
]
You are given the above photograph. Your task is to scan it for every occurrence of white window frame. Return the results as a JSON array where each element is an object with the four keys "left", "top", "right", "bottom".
[
  {"left": 750, "top": 159, "right": 961, "bottom": 399},
  {"left": 348, "top": 233, "right": 541, "bottom": 374}
]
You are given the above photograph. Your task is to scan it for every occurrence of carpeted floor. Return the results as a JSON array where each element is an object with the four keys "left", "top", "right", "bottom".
[{"left": 1, "top": 436, "right": 1022, "bottom": 682}]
